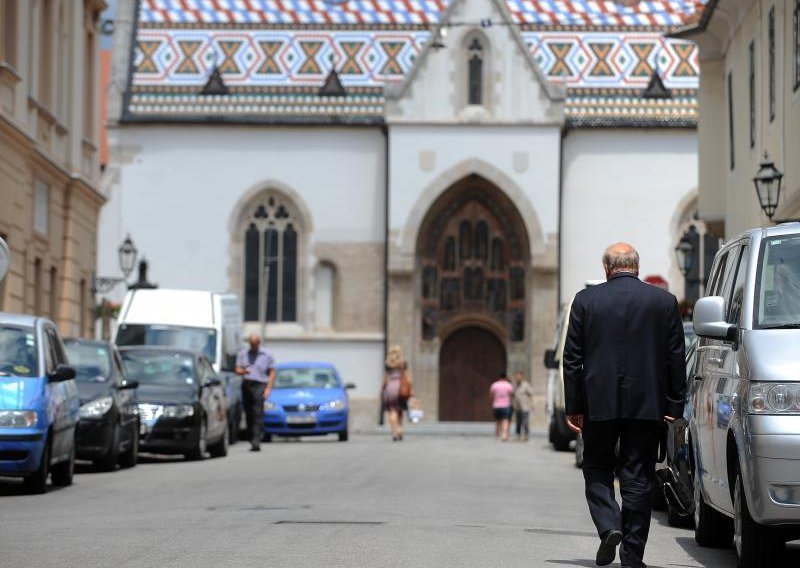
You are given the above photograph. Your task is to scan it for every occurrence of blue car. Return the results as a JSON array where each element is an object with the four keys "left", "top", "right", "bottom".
[
  {"left": 0, "top": 313, "right": 79, "bottom": 493},
  {"left": 262, "top": 362, "right": 355, "bottom": 442}
]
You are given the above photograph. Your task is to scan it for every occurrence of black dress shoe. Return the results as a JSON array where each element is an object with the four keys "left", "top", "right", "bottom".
[
  {"left": 250, "top": 446, "right": 261, "bottom": 452},
  {"left": 595, "top": 529, "right": 623, "bottom": 566}
]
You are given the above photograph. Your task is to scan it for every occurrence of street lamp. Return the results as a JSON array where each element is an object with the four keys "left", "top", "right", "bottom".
[
  {"left": 93, "top": 234, "right": 139, "bottom": 294},
  {"left": 753, "top": 153, "right": 784, "bottom": 221},
  {"left": 674, "top": 237, "right": 694, "bottom": 277}
]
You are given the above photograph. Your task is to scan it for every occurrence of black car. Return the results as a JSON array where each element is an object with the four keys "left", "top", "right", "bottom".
[
  {"left": 656, "top": 342, "right": 698, "bottom": 527},
  {"left": 119, "top": 347, "right": 228, "bottom": 460},
  {"left": 64, "top": 338, "right": 140, "bottom": 471}
]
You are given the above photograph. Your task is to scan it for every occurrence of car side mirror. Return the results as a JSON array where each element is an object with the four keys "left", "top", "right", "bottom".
[
  {"left": 119, "top": 380, "right": 139, "bottom": 390},
  {"left": 48, "top": 364, "right": 76, "bottom": 383},
  {"left": 693, "top": 296, "right": 737, "bottom": 341},
  {"left": 344, "top": 383, "right": 356, "bottom": 390},
  {"left": 543, "top": 349, "right": 559, "bottom": 370},
  {"left": 204, "top": 377, "right": 222, "bottom": 388}
]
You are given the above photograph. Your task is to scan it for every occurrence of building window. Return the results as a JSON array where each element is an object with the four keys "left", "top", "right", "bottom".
[
  {"left": 242, "top": 195, "right": 299, "bottom": 323},
  {"left": 38, "top": 0, "right": 54, "bottom": 107},
  {"left": 79, "top": 278, "right": 87, "bottom": 336},
  {"left": 34, "top": 180, "right": 49, "bottom": 235},
  {"left": 769, "top": 6, "right": 775, "bottom": 122},
  {"left": 314, "top": 262, "right": 335, "bottom": 330},
  {"left": 728, "top": 72, "right": 735, "bottom": 171},
  {"left": 83, "top": 6, "right": 98, "bottom": 140},
  {"left": 1, "top": 0, "right": 18, "bottom": 67},
  {"left": 467, "top": 37, "right": 483, "bottom": 105},
  {"left": 49, "top": 266, "right": 58, "bottom": 321},
  {"left": 34, "top": 258, "right": 42, "bottom": 315},
  {"left": 56, "top": 1, "right": 70, "bottom": 119},
  {"left": 749, "top": 41, "right": 756, "bottom": 149},
  {"left": 0, "top": 232, "right": 7, "bottom": 310},
  {"left": 795, "top": 1, "right": 800, "bottom": 91}
]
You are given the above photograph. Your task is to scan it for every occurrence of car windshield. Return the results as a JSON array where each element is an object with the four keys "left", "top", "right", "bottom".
[
  {"left": 116, "top": 324, "right": 216, "bottom": 362},
  {"left": 64, "top": 341, "right": 112, "bottom": 383},
  {"left": 120, "top": 351, "right": 197, "bottom": 387},
  {"left": 274, "top": 367, "right": 340, "bottom": 389},
  {"left": 0, "top": 325, "right": 38, "bottom": 377},
  {"left": 756, "top": 235, "right": 800, "bottom": 328}
]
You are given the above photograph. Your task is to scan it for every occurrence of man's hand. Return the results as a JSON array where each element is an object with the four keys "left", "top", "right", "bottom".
[
  {"left": 664, "top": 415, "right": 677, "bottom": 423},
  {"left": 263, "top": 388, "right": 271, "bottom": 400},
  {"left": 234, "top": 366, "right": 248, "bottom": 376},
  {"left": 566, "top": 414, "right": 584, "bottom": 434}
]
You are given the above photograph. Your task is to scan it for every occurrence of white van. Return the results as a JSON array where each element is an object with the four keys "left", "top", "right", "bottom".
[{"left": 113, "top": 289, "right": 244, "bottom": 442}]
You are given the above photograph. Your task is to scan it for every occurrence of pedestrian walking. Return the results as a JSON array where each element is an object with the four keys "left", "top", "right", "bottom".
[
  {"left": 235, "top": 333, "right": 276, "bottom": 452},
  {"left": 489, "top": 372, "right": 514, "bottom": 441},
  {"left": 563, "top": 243, "right": 685, "bottom": 568},
  {"left": 382, "top": 345, "right": 412, "bottom": 441},
  {"left": 512, "top": 371, "right": 533, "bottom": 442}
]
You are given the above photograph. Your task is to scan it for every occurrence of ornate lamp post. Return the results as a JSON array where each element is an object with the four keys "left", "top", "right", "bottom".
[
  {"left": 753, "top": 153, "right": 784, "bottom": 221},
  {"left": 93, "top": 234, "right": 139, "bottom": 294},
  {"left": 674, "top": 237, "right": 694, "bottom": 277}
]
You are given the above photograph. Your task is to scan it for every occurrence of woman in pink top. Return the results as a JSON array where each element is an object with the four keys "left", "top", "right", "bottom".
[{"left": 489, "top": 372, "right": 514, "bottom": 441}]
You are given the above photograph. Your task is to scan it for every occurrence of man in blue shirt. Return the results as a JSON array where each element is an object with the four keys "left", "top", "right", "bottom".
[{"left": 235, "top": 333, "right": 276, "bottom": 451}]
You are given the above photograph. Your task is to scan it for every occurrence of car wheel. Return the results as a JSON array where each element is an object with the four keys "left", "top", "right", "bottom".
[
  {"left": 338, "top": 429, "right": 348, "bottom": 442},
  {"left": 694, "top": 465, "right": 733, "bottom": 547},
  {"left": 51, "top": 439, "right": 75, "bottom": 487},
  {"left": 119, "top": 421, "right": 139, "bottom": 469},
  {"left": 24, "top": 438, "right": 50, "bottom": 495},
  {"left": 734, "top": 464, "right": 784, "bottom": 567},
  {"left": 95, "top": 423, "right": 120, "bottom": 472},
  {"left": 186, "top": 420, "right": 207, "bottom": 461},
  {"left": 667, "top": 501, "right": 692, "bottom": 528},
  {"left": 209, "top": 429, "right": 229, "bottom": 458}
]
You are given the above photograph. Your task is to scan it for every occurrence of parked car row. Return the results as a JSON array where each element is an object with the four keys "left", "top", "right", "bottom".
[{"left": 545, "top": 223, "right": 800, "bottom": 568}]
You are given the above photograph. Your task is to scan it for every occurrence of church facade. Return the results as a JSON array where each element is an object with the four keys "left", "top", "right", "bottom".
[{"left": 101, "top": 0, "right": 705, "bottom": 425}]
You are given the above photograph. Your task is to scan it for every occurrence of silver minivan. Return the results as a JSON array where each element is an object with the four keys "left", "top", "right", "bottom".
[{"left": 692, "top": 223, "right": 800, "bottom": 567}]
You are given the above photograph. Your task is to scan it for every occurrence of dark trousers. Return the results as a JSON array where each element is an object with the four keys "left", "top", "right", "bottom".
[
  {"left": 242, "top": 379, "right": 265, "bottom": 448},
  {"left": 581, "top": 419, "right": 661, "bottom": 568},
  {"left": 515, "top": 410, "right": 530, "bottom": 437}
]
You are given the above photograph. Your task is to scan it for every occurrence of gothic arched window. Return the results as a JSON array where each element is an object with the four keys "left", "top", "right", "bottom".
[
  {"left": 467, "top": 37, "right": 483, "bottom": 105},
  {"left": 242, "top": 195, "right": 300, "bottom": 323}
]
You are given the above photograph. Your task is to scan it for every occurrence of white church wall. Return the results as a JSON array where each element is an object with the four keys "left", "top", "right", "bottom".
[
  {"left": 99, "top": 125, "right": 386, "bottom": 302},
  {"left": 388, "top": 124, "right": 561, "bottom": 256},
  {"left": 561, "top": 128, "right": 698, "bottom": 302}
]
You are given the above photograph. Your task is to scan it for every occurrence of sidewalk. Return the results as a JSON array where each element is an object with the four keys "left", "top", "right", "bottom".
[{"left": 358, "top": 421, "right": 547, "bottom": 437}]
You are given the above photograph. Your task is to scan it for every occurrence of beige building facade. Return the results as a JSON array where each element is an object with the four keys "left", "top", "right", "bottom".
[
  {"left": 680, "top": 0, "right": 800, "bottom": 237},
  {"left": 0, "top": 0, "right": 106, "bottom": 337}
]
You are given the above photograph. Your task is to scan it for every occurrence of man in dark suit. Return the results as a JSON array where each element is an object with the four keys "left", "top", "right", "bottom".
[{"left": 563, "top": 243, "right": 686, "bottom": 568}]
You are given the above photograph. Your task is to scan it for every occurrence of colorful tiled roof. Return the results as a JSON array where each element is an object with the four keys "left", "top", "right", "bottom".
[
  {"left": 139, "top": 0, "right": 706, "bottom": 28},
  {"left": 125, "top": 1, "right": 707, "bottom": 126}
]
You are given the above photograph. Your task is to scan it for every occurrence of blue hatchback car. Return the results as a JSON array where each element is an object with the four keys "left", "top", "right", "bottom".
[
  {"left": 262, "top": 362, "right": 354, "bottom": 442},
  {"left": 0, "top": 313, "right": 79, "bottom": 493}
]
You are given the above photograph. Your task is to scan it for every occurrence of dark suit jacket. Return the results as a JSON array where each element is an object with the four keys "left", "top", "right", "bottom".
[{"left": 563, "top": 273, "right": 686, "bottom": 422}]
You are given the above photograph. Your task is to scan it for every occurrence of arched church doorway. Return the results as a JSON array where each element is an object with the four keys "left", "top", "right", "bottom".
[
  {"left": 416, "top": 174, "right": 530, "bottom": 422},
  {"left": 439, "top": 326, "right": 506, "bottom": 421}
]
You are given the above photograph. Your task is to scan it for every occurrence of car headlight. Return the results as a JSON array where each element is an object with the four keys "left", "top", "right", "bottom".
[
  {"left": 0, "top": 410, "right": 37, "bottom": 428},
  {"left": 263, "top": 400, "right": 281, "bottom": 412},
  {"left": 748, "top": 383, "right": 800, "bottom": 414},
  {"left": 162, "top": 405, "right": 195, "bottom": 419},
  {"left": 322, "top": 399, "right": 346, "bottom": 411},
  {"left": 79, "top": 396, "right": 113, "bottom": 419}
]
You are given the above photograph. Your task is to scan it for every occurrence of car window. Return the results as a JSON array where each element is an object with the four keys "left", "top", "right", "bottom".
[
  {"left": 0, "top": 325, "right": 38, "bottom": 377},
  {"left": 49, "top": 330, "right": 67, "bottom": 365},
  {"left": 707, "top": 251, "right": 729, "bottom": 296},
  {"left": 728, "top": 245, "right": 750, "bottom": 325},
  {"left": 755, "top": 235, "right": 800, "bottom": 327},
  {"left": 113, "top": 350, "right": 125, "bottom": 382},
  {"left": 43, "top": 331, "right": 56, "bottom": 374}
]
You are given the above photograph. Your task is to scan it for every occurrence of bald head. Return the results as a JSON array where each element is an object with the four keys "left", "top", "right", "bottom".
[
  {"left": 247, "top": 333, "right": 261, "bottom": 350},
  {"left": 603, "top": 242, "right": 640, "bottom": 278}
]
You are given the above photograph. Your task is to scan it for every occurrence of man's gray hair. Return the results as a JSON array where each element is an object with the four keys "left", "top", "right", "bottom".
[{"left": 602, "top": 243, "right": 640, "bottom": 273}]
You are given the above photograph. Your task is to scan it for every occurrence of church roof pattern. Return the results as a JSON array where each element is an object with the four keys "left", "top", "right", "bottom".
[
  {"left": 139, "top": 0, "right": 705, "bottom": 28},
  {"left": 125, "top": 0, "right": 707, "bottom": 127}
]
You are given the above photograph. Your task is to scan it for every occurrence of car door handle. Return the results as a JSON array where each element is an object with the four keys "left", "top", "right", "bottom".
[{"left": 709, "top": 357, "right": 723, "bottom": 367}]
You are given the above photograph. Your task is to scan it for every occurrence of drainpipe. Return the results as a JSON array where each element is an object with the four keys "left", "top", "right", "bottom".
[
  {"left": 380, "top": 123, "right": 390, "bottom": 425},
  {"left": 557, "top": 126, "right": 566, "bottom": 309}
]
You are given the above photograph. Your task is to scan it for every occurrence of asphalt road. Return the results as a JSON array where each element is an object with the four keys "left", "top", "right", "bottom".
[{"left": 1, "top": 432, "right": 797, "bottom": 568}]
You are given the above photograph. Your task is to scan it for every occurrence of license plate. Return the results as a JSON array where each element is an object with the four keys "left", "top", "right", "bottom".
[{"left": 286, "top": 414, "right": 316, "bottom": 425}]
